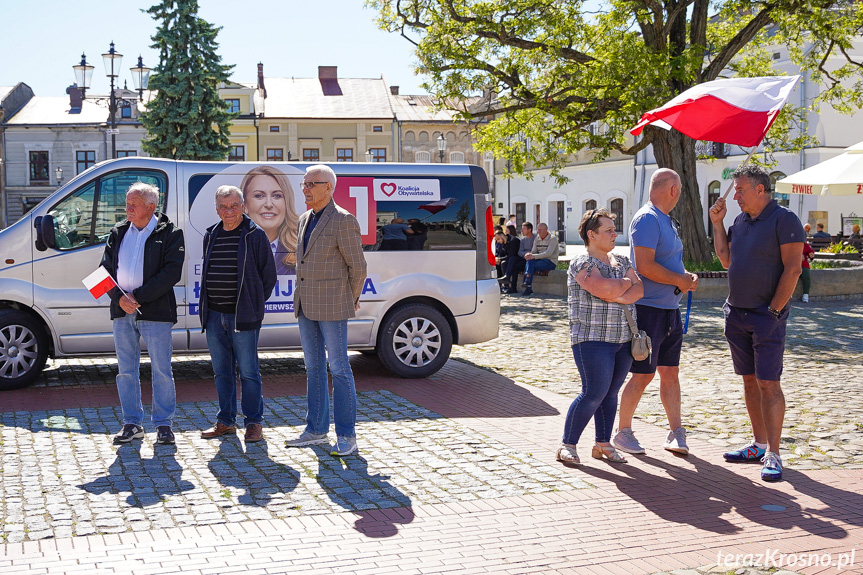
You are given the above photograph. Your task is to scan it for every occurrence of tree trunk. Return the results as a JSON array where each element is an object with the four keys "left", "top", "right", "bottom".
[{"left": 650, "top": 129, "right": 714, "bottom": 264}]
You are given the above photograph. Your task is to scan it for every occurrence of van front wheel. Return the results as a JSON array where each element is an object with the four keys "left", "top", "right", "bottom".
[
  {"left": 0, "top": 310, "right": 49, "bottom": 391},
  {"left": 377, "top": 304, "right": 452, "bottom": 378}
]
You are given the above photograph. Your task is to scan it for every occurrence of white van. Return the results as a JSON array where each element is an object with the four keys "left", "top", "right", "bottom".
[{"left": 0, "top": 158, "right": 500, "bottom": 390}]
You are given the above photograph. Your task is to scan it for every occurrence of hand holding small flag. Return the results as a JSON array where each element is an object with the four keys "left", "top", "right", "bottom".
[
  {"left": 81, "top": 266, "right": 141, "bottom": 314},
  {"left": 82, "top": 266, "right": 118, "bottom": 300}
]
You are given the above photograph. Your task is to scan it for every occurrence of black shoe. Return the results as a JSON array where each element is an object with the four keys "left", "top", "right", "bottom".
[
  {"left": 522, "top": 287, "right": 533, "bottom": 296},
  {"left": 113, "top": 424, "right": 144, "bottom": 444},
  {"left": 155, "top": 426, "right": 175, "bottom": 445},
  {"left": 505, "top": 287, "right": 518, "bottom": 294}
]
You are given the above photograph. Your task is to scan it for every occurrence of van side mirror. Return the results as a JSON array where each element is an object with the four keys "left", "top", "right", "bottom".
[{"left": 34, "top": 215, "right": 57, "bottom": 251}]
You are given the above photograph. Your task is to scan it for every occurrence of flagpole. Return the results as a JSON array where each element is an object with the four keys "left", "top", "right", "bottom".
[{"left": 720, "top": 134, "right": 768, "bottom": 200}]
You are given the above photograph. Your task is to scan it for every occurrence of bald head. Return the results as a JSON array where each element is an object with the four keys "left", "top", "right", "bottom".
[{"left": 648, "top": 168, "right": 681, "bottom": 214}]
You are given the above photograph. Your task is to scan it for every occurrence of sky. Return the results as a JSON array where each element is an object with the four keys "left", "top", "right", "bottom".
[{"left": 0, "top": 0, "right": 428, "bottom": 96}]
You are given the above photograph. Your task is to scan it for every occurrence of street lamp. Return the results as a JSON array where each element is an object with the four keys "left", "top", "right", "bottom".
[
  {"left": 129, "top": 55, "right": 151, "bottom": 99},
  {"left": 437, "top": 133, "right": 447, "bottom": 162},
  {"left": 102, "top": 42, "right": 123, "bottom": 159},
  {"left": 72, "top": 53, "right": 94, "bottom": 98},
  {"left": 55, "top": 167, "right": 64, "bottom": 186},
  {"left": 365, "top": 149, "right": 373, "bottom": 163}
]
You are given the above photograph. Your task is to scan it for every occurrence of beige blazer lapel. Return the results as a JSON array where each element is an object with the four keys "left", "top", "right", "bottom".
[
  {"left": 296, "top": 211, "right": 310, "bottom": 261},
  {"left": 304, "top": 202, "right": 334, "bottom": 253}
]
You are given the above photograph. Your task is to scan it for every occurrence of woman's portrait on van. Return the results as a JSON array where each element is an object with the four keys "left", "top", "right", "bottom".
[{"left": 240, "top": 166, "right": 299, "bottom": 275}]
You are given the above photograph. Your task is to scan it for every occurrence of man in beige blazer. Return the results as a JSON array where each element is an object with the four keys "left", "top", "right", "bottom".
[{"left": 285, "top": 164, "right": 367, "bottom": 456}]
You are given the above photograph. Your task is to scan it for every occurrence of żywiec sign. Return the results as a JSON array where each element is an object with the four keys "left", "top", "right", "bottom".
[{"left": 792, "top": 184, "right": 814, "bottom": 195}]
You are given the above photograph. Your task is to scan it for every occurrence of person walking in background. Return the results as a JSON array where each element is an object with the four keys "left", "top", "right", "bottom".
[
  {"left": 800, "top": 240, "right": 815, "bottom": 303},
  {"left": 522, "top": 223, "right": 559, "bottom": 296},
  {"left": 613, "top": 169, "right": 698, "bottom": 457},
  {"left": 556, "top": 208, "right": 643, "bottom": 465},
  {"left": 101, "top": 182, "right": 185, "bottom": 445},
  {"left": 285, "top": 165, "right": 368, "bottom": 457},
  {"left": 199, "top": 185, "right": 276, "bottom": 444},
  {"left": 710, "top": 165, "right": 804, "bottom": 482}
]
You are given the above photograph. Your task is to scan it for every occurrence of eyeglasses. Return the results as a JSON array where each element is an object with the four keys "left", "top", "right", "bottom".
[
  {"left": 300, "top": 181, "right": 328, "bottom": 189},
  {"left": 671, "top": 217, "right": 681, "bottom": 235}
]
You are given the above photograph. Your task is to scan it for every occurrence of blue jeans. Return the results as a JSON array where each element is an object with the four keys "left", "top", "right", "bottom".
[
  {"left": 205, "top": 310, "right": 265, "bottom": 427},
  {"left": 524, "top": 258, "right": 557, "bottom": 286},
  {"left": 563, "top": 341, "right": 633, "bottom": 445},
  {"left": 298, "top": 310, "right": 356, "bottom": 438},
  {"left": 113, "top": 315, "right": 176, "bottom": 428}
]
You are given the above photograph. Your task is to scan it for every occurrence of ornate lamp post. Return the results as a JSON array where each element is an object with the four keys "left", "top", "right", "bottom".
[
  {"left": 365, "top": 149, "right": 373, "bottom": 163},
  {"left": 129, "top": 55, "right": 151, "bottom": 99},
  {"left": 72, "top": 53, "right": 94, "bottom": 98},
  {"left": 54, "top": 167, "right": 64, "bottom": 187},
  {"left": 437, "top": 133, "right": 447, "bottom": 162},
  {"left": 101, "top": 42, "right": 123, "bottom": 159}
]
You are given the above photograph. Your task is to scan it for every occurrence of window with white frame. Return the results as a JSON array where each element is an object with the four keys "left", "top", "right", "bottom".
[
  {"left": 414, "top": 150, "right": 431, "bottom": 163},
  {"left": 449, "top": 151, "right": 465, "bottom": 164}
]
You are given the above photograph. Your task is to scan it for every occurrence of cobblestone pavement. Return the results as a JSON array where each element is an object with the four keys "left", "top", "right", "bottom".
[
  {"left": 452, "top": 295, "right": 863, "bottom": 470},
  {"left": 0, "top": 391, "right": 587, "bottom": 543}
]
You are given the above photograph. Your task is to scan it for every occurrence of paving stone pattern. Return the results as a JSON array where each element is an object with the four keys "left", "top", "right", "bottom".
[
  {"left": 452, "top": 295, "right": 863, "bottom": 470},
  {"left": 0, "top": 390, "right": 589, "bottom": 543}
]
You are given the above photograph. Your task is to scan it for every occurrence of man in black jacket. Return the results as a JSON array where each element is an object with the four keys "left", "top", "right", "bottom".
[
  {"left": 199, "top": 185, "right": 276, "bottom": 443},
  {"left": 101, "top": 182, "right": 185, "bottom": 445}
]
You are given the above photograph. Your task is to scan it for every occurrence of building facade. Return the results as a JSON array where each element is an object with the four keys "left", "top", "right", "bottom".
[{"left": 2, "top": 86, "right": 146, "bottom": 224}]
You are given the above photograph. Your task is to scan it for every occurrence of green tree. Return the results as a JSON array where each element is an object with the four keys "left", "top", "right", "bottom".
[
  {"left": 371, "top": 0, "right": 863, "bottom": 262},
  {"left": 140, "top": 0, "right": 236, "bottom": 160}
]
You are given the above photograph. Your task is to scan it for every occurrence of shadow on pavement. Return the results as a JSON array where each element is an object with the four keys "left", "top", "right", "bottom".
[
  {"left": 577, "top": 454, "right": 848, "bottom": 538},
  {"left": 207, "top": 437, "right": 300, "bottom": 506},
  {"left": 78, "top": 443, "right": 195, "bottom": 507},
  {"left": 316, "top": 452, "right": 413, "bottom": 538}
]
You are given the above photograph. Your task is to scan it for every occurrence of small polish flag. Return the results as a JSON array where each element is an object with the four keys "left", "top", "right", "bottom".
[
  {"left": 82, "top": 266, "right": 118, "bottom": 300},
  {"left": 630, "top": 75, "right": 801, "bottom": 147}
]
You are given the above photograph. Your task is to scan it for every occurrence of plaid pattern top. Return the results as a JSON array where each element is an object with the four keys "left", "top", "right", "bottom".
[{"left": 568, "top": 254, "right": 636, "bottom": 345}]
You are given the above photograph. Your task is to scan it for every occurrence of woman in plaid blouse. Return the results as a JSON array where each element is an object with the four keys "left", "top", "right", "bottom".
[{"left": 557, "top": 208, "right": 644, "bottom": 465}]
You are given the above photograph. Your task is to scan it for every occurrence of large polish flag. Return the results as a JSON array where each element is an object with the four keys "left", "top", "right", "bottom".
[
  {"left": 82, "top": 266, "right": 118, "bottom": 300},
  {"left": 630, "top": 75, "right": 801, "bottom": 147}
]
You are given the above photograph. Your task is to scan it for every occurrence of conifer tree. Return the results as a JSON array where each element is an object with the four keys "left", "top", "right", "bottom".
[{"left": 140, "top": 0, "right": 236, "bottom": 160}]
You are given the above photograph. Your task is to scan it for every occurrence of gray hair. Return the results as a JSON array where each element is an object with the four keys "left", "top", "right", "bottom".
[
  {"left": 215, "top": 185, "right": 244, "bottom": 203},
  {"left": 306, "top": 164, "right": 337, "bottom": 189},
  {"left": 732, "top": 164, "right": 771, "bottom": 194},
  {"left": 127, "top": 182, "right": 159, "bottom": 208}
]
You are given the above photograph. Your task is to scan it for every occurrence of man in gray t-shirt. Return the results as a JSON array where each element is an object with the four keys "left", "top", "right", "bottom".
[{"left": 709, "top": 164, "right": 804, "bottom": 483}]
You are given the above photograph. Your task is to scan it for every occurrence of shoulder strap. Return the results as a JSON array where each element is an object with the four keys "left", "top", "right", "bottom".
[{"left": 621, "top": 304, "right": 640, "bottom": 337}]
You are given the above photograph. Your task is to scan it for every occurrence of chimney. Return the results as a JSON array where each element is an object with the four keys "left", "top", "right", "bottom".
[
  {"left": 318, "top": 66, "right": 338, "bottom": 80},
  {"left": 257, "top": 62, "right": 267, "bottom": 99},
  {"left": 390, "top": 86, "right": 399, "bottom": 95},
  {"left": 66, "top": 84, "right": 82, "bottom": 114},
  {"left": 318, "top": 66, "right": 342, "bottom": 96}
]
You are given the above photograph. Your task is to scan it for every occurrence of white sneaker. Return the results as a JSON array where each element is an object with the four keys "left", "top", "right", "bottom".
[
  {"left": 663, "top": 427, "right": 689, "bottom": 455},
  {"left": 285, "top": 431, "right": 328, "bottom": 447},
  {"left": 802, "top": 294, "right": 809, "bottom": 303},
  {"left": 612, "top": 427, "right": 646, "bottom": 454}
]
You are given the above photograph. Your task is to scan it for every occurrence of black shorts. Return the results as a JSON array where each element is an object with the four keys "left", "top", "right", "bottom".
[
  {"left": 723, "top": 303, "right": 788, "bottom": 381},
  {"left": 629, "top": 304, "right": 683, "bottom": 374}
]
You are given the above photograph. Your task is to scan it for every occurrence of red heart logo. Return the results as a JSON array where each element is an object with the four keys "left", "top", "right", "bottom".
[{"left": 380, "top": 182, "right": 397, "bottom": 197}]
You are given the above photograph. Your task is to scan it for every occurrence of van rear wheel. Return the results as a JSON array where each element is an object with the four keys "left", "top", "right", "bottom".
[
  {"left": 0, "top": 309, "right": 49, "bottom": 391},
  {"left": 377, "top": 304, "right": 452, "bottom": 378}
]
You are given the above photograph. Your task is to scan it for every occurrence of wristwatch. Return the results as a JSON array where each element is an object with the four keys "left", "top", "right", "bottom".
[{"left": 767, "top": 306, "right": 781, "bottom": 318}]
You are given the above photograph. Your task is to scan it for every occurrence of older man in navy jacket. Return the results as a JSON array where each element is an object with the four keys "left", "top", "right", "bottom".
[{"left": 199, "top": 185, "right": 276, "bottom": 443}]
